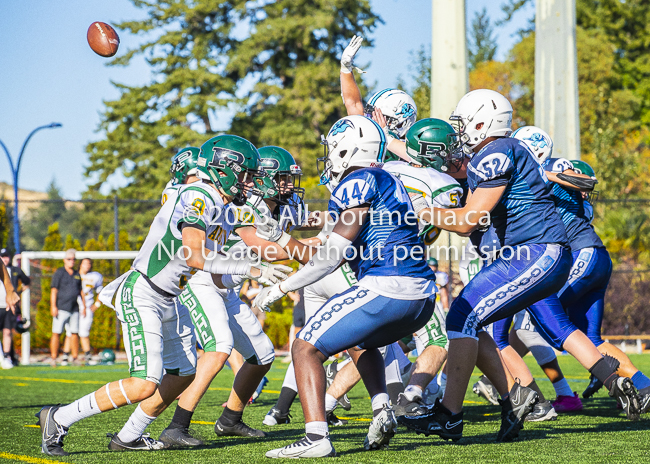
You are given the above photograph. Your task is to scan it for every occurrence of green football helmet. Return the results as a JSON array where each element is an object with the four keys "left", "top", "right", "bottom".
[
  {"left": 169, "top": 147, "right": 200, "bottom": 184},
  {"left": 197, "top": 135, "right": 261, "bottom": 206},
  {"left": 100, "top": 349, "right": 116, "bottom": 365},
  {"left": 405, "top": 118, "right": 462, "bottom": 172},
  {"left": 571, "top": 160, "right": 599, "bottom": 202},
  {"left": 258, "top": 146, "right": 304, "bottom": 205}
]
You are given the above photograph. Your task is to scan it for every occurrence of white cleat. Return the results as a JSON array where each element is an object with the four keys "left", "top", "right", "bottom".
[
  {"left": 364, "top": 404, "right": 397, "bottom": 451},
  {"left": 266, "top": 435, "right": 336, "bottom": 459}
]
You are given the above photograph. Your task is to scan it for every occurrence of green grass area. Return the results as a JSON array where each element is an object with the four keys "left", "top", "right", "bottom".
[{"left": 2, "top": 355, "right": 650, "bottom": 463}]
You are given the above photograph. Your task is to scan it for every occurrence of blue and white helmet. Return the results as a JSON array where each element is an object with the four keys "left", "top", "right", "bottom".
[
  {"left": 366, "top": 89, "right": 417, "bottom": 139},
  {"left": 318, "top": 115, "right": 387, "bottom": 192},
  {"left": 511, "top": 125, "right": 554, "bottom": 165}
]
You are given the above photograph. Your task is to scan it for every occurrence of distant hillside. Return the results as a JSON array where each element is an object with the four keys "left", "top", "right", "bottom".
[{"left": 0, "top": 182, "right": 48, "bottom": 217}]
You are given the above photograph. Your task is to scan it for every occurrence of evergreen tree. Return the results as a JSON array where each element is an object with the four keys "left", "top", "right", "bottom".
[{"left": 468, "top": 8, "right": 497, "bottom": 71}]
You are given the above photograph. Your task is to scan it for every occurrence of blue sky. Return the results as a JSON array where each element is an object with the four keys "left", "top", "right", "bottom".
[{"left": 0, "top": 0, "right": 534, "bottom": 199}]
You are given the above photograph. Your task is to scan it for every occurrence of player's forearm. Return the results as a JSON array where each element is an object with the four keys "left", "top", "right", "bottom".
[
  {"left": 419, "top": 207, "right": 487, "bottom": 235},
  {"left": 341, "top": 72, "right": 364, "bottom": 115},
  {"left": 1, "top": 263, "right": 14, "bottom": 295},
  {"left": 387, "top": 139, "right": 410, "bottom": 162},
  {"left": 547, "top": 171, "right": 597, "bottom": 191},
  {"left": 50, "top": 288, "right": 58, "bottom": 308}
]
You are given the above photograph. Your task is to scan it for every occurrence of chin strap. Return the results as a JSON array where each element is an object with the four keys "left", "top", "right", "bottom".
[{"left": 557, "top": 172, "right": 598, "bottom": 191}]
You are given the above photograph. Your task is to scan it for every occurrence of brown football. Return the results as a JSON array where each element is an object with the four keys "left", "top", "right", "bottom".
[{"left": 87, "top": 22, "right": 120, "bottom": 57}]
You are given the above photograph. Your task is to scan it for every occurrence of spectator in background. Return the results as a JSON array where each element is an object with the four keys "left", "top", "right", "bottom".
[
  {"left": 0, "top": 249, "right": 22, "bottom": 369},
  {"left": 428, "top": 257, "right": 450, "bottom": 313},
  {"left": 63, "top": 258, "right": 103, "bottom": 365},
  {"left": 49, "top": 249, "right": 85, "bottom": 366}
]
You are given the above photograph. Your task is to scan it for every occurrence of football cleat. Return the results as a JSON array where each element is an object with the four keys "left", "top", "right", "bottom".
[
  {"left": 215, "top": 418, "right": 267, "bottom": 437},
  {"left": 393, "top": 392, "right": 429, "bottom": 417},
  {"left": 263, "top": 407, "right": 292, "bottom": 426},
  {"left": 266, "top": 435, "right": 336, "bottom": 459},
  {"left": 159, "top": 426, "right": 203, "bottom": 448},
  {"left": 397, "top": 399, "right": 463, "bottom": 441},
  {"left": 582, "top": 374, "right": 603, "bottom": 398},
  {"left": 524, "top": 400, "right": 558, "bottom": 422},
  {"left": 338, "top": 394, "right": 352, "bottom": 411},
  {"left": 325, "top": 361, "right": 351, "bottom": 411},
  {"left": 497, "top": 399, "right": 523, "bottom": 442},
  {"left": 326, "top": 410, "right": 348, "bottom": 427},
  {"left": 552, "top": 392, "right": 583, "bottom": 413},
  {"left": 473, "top": 375, "right": 500, "bottom": 406},
  {"left": 638, "top": 387, "right": 650, "bottom": 414},
  {"left": 107, "top": 433, "right": 165, "bottom": 451},
  {"left": 36, "top": 405, "right": 69, "bottom": 456},
  {"left": 364, "top": 404, "right": 397, "bottom": 450},
  {"left": 509, "top": 381, "right": 539, "bottom": 423},
  {"left": 608, "top": 377, "right": 640, "bottom": 421}
]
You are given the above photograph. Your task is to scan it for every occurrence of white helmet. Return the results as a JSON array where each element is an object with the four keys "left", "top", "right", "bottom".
[
  {"left": 511, "top": 125, "right": 554, "bottom": 165},
  {"left": 366, "top": 89, "right": 417, "bottom": 139},
  {"left": 450, "top": 89, "right": 513, "bottom": 156},
  {"left": 318, "top": 115, "right": 387, "bottom": 192}
]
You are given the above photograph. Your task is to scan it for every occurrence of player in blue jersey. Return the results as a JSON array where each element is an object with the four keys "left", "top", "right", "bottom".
[
  {"left": 253, "top": 114, "right": 436, "bottom": 458},
  {"left": 513, "top": 127, "right": 650, "bottom": 413},
  {"left": 400, "top": 89, "right": 641, "bottom": 443}
]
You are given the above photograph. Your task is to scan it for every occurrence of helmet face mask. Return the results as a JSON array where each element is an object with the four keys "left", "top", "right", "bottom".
[
  {"left": 258, "top": 146, "right": 305, "bottom": 207},
  {"left": 169, "top": 147, "right": 200, "bottom": 184},
  {"left": 197, "top": 135, "right": 262, "bottom": 206},
  {"left": 366, "top": 89, "right": 417, "bottom": 139},
  {"left": 318, "top": 116, "right": 386, "bottom": 192}
]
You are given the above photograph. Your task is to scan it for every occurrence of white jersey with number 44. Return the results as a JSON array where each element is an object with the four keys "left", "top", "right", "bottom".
[{"left": 132, "top": 182, "right": 233, "bottom": 296}]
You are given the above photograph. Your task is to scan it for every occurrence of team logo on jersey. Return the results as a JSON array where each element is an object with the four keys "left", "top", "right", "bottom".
[
  {"left": 329, "top": 119, "right": 354, "bottom": 136},
  {"left": 209, "top": 147, "right": 245, "bottom": 168},
  {"left": 524, "top": 133, "right": 550, "bottom": 149},
  {"left": 396, "top": 103, "right": 415, "bottom": 120}
]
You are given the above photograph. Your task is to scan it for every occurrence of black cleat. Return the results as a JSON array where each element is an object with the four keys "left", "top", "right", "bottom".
[
  {"left": 107, "top": 433, "right": 165, "bottom": 451},
  {"left": 583, "top": 374, "right": 604, "bottom": 398},
  {"left": 263, "top": 407, "right": 291, "bottom": 426},
  {"left": 638, "top": 387, "right": 650, "bottom": 414},
  {"left": 497, "top": 399, "right": 522, "bottom": 442},
  {"left": 215, "top": 418, "right": 267, "bottom": 437},
  {"left": 338, "top": 393, "right": 352, "bottom": 411},
  {"left": 524, "top": 400, "right": 558, "bottom": 422},
  {"left": 326, "top": 410, "right": 348, "bottom": 427},
  {"left": 509, "top": 381, "right": 539, "bottom": 423},
  {"left": 393, "top": 392, "right": 429, "bottom": 417},
  {"left": 159, "top": 426, "right": 203, "bottom": 448},
  {"left": 609, "top": 377, "right": 640, "bottom": 421},
  {"left": 397, "top": 399, "right": 463, "bottom": 441},
  {"left": 36, "top": 405, "right": 69, "bottom": 456}
]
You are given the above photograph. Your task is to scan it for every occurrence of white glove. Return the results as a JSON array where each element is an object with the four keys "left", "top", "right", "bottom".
[
  {"left": 253, "top": 283, "right": 286, "bottom": 312},
  {"left": 247, "top": 262, "right": 292, "bottom": 286},
  {"left": 256, "top": 217, "right": 291, "bottom": 247},
  {"left": 340, "top": 35, "right": 364, "bottom": 74},
  {"left": 410, "top": 193, "right": 429, "bottom": 215}
]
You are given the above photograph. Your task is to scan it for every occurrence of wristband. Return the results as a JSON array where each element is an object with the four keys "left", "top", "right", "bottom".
[{"left": 277, "top": 231, "right": 291, "bottom": 248}]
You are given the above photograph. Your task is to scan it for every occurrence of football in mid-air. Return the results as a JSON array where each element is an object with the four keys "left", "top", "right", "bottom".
[{"left": 87, "top": 21, "right": 119, "bottom": 57}]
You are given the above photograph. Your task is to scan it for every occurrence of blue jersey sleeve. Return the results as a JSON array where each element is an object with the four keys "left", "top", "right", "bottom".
[
  {"left": 328, "top": 171, "right": 378, "bottom": 214},
  {"left": 543, "top": 157, "right": 573, "bottom": 173},
  {"left": 467, "top": 144, "right": 515, "bottom": 191}
]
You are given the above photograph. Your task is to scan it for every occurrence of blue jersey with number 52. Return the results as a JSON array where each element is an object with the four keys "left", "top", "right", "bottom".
[
  {"left": 328, "top": 168, "right": 434, "bottom": 281},
  {"left": 467, "top": 137, "right": 568, "bottom": 248}
]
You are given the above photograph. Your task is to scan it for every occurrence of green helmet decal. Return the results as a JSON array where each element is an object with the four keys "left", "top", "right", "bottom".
[
  {"left": 169, "top": 147, "right": 200, "bottom": 184},
  {"left": 197, "top": 135, "right": 261, "bottom": 206},
  {"left": 570, "top": 160, "right": 596, "bottom": 178},
  {"left": 405, "top": 118, "right": 461, "bottom": 172},
  {"left": 258, "top": 146, "right": 304, "bottom": 204}
]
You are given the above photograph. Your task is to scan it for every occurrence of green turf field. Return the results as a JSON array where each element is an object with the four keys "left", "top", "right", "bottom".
[{"left": 2, "top": 354, "right": 650, "bottom": 463}]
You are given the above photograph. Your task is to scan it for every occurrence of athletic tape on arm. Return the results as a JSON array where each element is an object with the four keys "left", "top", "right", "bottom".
[{"left": 202, "top": 251, "right": 253, "bottom": 276}]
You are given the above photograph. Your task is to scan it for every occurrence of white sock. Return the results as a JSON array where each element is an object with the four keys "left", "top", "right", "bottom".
[
  {"left": 371, "top": 392, "right": 389, "bottom": 412},
  {"left": 54, "top": 392, "right": 101, "bottom": 428},
  {"left": 117, "top": 404, "right": 156, "bottom": 443},
  {"left": 404, "top": 385, "right": 423, "bottom": 401},
  {"left": 325, "top": 393, "right": 338, "bottom": 413},
  {"left": 338, "top": 357, "right": 353, "bottom": 368},
  {"left": 305, "top": 421, "right": 328, "bottom": 439},
  {"left": 281, "top": 362, "right": 298, "bottom": 391},
  {"left": 553, "top": 378, "right": 574, "bottom": 398}
]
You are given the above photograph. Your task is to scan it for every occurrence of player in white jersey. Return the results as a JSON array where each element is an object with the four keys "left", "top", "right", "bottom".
[
  {"left": 36, "top": 137, "right": 292, "bottom": 456},
  {"left": 64, "top": 258, "right": 103, "bottom": 364},
  {"left": 157, "top": 145, "right": 329, "bottom": 447}
]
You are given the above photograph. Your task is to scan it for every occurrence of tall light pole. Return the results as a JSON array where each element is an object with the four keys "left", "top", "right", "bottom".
[{"left": 0, "top": 123, "right": 63, "bottom": 253}]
